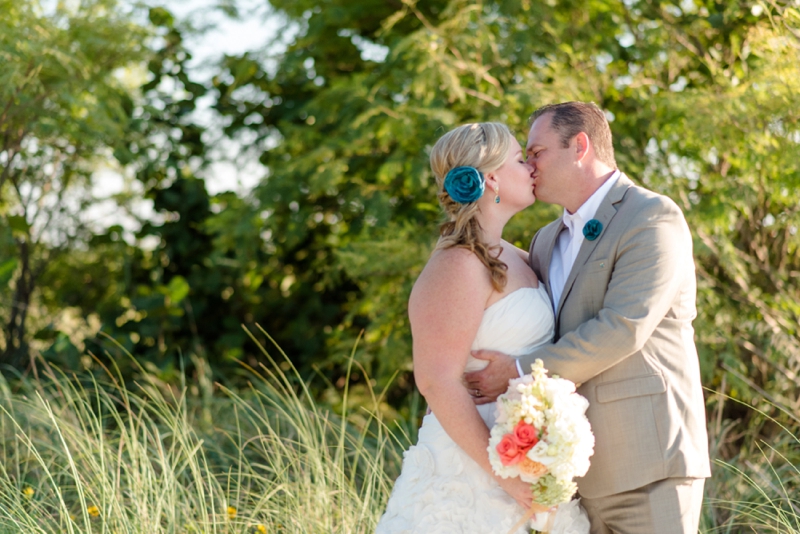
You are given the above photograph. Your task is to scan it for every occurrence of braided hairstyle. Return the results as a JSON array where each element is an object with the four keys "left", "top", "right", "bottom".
[{"left": 429, "top": 122, "right": 511, "bottom": 291}]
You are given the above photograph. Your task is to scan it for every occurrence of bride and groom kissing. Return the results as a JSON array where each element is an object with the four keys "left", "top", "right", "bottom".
[{"left": 375, "top": 101, "right": 711, "bottom": 534}]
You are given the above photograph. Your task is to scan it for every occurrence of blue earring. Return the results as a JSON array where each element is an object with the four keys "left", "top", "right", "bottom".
[{"left": 494, "top": 188, "right": 500, "bottom": 204}]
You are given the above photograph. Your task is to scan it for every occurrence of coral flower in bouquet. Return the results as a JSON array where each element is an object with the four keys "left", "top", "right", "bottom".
[{"left": 488, "top": 359, "right": 594, "bottom": 532}]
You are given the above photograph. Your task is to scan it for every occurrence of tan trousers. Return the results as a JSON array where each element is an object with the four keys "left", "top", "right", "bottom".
[{"left": 580, "top": 478, "right": 705, "bottom": 534}]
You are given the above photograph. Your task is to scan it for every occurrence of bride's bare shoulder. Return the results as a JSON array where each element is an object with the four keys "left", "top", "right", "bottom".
[
  {"left": 427, "top": 246, "right": 483, "bottom": 266},
  {"left": 409, "top": 247, "right": 492, "bottom": 311},
  {"left": 419, "top": 247, "right": 489, "bottom": 282},
  {"left": 501, "top": 239, "right": 529, "bottom": 262}
]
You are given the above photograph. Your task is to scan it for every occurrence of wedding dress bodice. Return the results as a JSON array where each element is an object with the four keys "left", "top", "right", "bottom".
[
  {"left": 464, "top": 285, "right": 555, "bottom": 426},
  {"left": 465, "top": 285, "right": 555, "bottom": 372}
]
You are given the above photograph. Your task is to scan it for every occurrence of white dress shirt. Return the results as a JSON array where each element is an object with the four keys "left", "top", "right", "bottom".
[
  {"left": 549, "top": 170, "right": 620, "bottom": 310},
  {"left": 513, "top": 170, "right": 621, "bottom": 378}
]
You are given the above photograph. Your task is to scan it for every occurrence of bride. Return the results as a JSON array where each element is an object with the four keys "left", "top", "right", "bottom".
[{"left": 376, "top": 122, "right": 580, "bottom": 533}]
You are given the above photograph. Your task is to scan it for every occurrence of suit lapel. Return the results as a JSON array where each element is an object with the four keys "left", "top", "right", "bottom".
[{"left": 555, "top": 174, "right": 633, "bottom": 320}]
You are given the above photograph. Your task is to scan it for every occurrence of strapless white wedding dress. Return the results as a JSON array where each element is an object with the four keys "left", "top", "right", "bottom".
[{"left": 376, "top": 286, "right": 588, "bottom": 534}]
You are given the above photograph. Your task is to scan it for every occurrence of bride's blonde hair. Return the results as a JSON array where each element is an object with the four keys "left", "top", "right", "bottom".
[{"left": 429, "top": 122, "right": 511, "bottom": 291}]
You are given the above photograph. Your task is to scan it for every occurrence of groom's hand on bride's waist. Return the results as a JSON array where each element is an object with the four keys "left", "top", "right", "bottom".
[{"left": 463, "top": 350, "right": 518, "bottom": 405}]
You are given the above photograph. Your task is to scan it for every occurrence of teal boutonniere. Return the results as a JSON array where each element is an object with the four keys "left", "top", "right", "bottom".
[{"left": 583, "top": 219, "right": 603, "bottom": 241}]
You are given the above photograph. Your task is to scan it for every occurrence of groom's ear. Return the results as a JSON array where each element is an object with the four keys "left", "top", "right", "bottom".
[{"left": 574, "top": 131, "right": 591, "bottom": 162}]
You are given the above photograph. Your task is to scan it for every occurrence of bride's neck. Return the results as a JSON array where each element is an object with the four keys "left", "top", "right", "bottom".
[{"left": 477, "top": 213, "right": 506, "bottom": 249}]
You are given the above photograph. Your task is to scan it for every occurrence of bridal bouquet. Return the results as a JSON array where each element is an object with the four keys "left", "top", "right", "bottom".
[{"left": 488, "top": 359, "right": 594, "bottom": 531}]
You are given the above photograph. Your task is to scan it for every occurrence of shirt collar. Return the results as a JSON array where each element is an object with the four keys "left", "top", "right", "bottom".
[{"left": 561, "top": 170, "right": 621, "bottom": 234}]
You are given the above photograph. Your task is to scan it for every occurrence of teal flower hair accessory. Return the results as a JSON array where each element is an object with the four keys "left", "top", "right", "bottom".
[
  {"left": 444, "top": 166, "right": 485, "bottom": 204},
  {"left": 583, "top": 219, "right": 603, "bottom": 241}
]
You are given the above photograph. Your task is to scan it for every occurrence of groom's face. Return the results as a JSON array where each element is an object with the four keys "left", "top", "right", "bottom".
[{"left": 525, "top": 113, "right": 576, "bottom": 207}]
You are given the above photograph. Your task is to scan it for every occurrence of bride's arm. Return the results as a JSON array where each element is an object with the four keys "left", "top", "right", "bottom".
[
  {"left": 410, "top": 249, "right": 490, "bottom": 468},
  {"left": 409, "top": 248, "right": 540, "bottom": 510}
]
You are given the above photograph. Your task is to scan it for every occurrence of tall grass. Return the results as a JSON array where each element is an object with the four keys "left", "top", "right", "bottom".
[
  {"left": 0, "top": 333, "right": 798, "bottom": 533},
  {"left": 701, "top": 387, "right": 800, "bottom": 533},
  {"left": 0, "top": 331, "right": 404, "bottom": 533}
]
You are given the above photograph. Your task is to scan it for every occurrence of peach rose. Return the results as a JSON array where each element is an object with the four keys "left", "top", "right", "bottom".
[
  {"left": 518, "top": 457, "right": 548, "bottom": 478},
  {"left": 496, "top": 434, "right": 525, "bottom": 466}
]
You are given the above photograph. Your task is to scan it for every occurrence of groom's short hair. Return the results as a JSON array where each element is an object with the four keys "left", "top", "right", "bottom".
[{"left": 530, "top": 102, "right": 617, "bottom": 168}]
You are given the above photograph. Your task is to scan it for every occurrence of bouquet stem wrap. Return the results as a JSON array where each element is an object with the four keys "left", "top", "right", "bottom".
[{"left": 506, "top": 505, "right": 541, "bottom": 534}]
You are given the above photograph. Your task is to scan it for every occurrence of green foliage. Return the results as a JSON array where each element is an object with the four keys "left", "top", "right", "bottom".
[
  {"left": 650, "top": 14, "right": 800, "bottom": 425},
  {"left": 2, "top": 5, "right": 799, "bottom": 517},
  {"left": 0, "top": 0, "right": 148, "bottom": 366},
  {"left": 208, "top": 0, "right": 800, "bottom": 412},
  {"left": 35, "top": 6, "right": 251, "bottom": 382}
]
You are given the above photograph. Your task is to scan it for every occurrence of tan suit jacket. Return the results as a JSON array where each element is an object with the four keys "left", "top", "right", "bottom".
[{"left": 520, "top": 174, "right": 711, "bottom": 499}]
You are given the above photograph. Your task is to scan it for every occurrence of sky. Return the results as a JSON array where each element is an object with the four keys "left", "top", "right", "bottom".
[
  {"left": 166, "top": 0, "right": 275, "bottom": 67},
  {"left": 163, "top": 0, "right": 281, "bottom": 195}
]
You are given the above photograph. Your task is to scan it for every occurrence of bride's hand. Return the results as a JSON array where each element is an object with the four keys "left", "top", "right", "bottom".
[{"left": 497, "top": 477, "right": 549, "bottom": 513}]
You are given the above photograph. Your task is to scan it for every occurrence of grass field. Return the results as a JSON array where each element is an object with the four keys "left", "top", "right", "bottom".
[{"left": 0, "top": 341, "right": 797, "bottom": 533}]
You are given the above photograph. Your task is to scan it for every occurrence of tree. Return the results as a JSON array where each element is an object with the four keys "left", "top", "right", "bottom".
[
  {"left": 38, "top": 7, "right": 304, "bottom": 385},
  {"left": 653, "top": 9, "right": 800, "bottom": 429},
  {"left": 0, "top": 0, "right": 147, "bottom": 367},
  {"left": 211, "top": 0, "right": 798, "bottom": 410},
  {"left": 15, "top": 0, "right": 799, "bottom": 441}
]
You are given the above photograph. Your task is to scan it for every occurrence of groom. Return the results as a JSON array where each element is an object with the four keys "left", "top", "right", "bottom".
[{"left": 466, "top": 102, "right": 711, "bottom": 533}]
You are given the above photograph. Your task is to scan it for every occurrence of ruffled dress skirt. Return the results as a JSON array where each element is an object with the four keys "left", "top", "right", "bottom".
[{"left": 376, "top": 404, "right": 530, "bottom": 534}]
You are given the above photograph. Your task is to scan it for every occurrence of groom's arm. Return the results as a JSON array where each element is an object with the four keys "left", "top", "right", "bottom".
[
  {"left": 466, "top": 196, "right": 691, "bottom": 400},
  {"left": 518, "top": 196, "right": 692, "bottom": 385}
]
